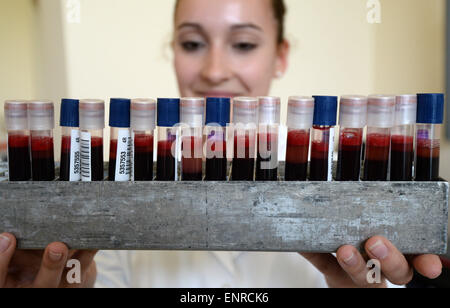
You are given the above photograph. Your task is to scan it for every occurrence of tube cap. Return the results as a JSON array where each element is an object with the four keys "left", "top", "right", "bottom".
[
  {"left": 4, "top": 100, "right": 28, "bottom": 131},
  {"left": 367, "top": 95, "right": 396, "bottom": 128},
  {"left": 131, "top": 99, "right": 156, "bottom": 131},
  {"left": 233, "top": 97, "right": 258, "bottom": 125},
  {"left": 395, "top": 95, "right": 417, "bottom": 126},
  {"left": 28, "top": 100, "right": 55, "bottom": 131},
  {"left": 180, "top": 97, "right": 205, "bottom": 128},
  {"left": 339, "top": 95, "right": 368, "bottom": 128},
  {"left": 287, "top": 96, "right": 315, "bottom": 130},
  {"left": 417, "top": 93, "right": 444, "bottom": 124},
  {"left": 60, "top": 99, "right": 80, "bottom": 127},
  {"left": 109, "top": 98, "right": 131, "bottom": 128},
  {"left": 157, "top": 98, "right": 180, "bottom": 127},
  {"left": 258, "top": 96, "right": 281, "bottom": 125},
  {"left": 206, "top": 97, "right": 230, "bottom": 127},
  {"left": 79, "top": 99, "right": 105, "bottom": 130},
  {"left": 312, "top": 96, "right": 338, "bottom": 126}
]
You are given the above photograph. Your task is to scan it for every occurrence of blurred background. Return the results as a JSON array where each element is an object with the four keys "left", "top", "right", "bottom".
[{"left": 0, "top": 0, "right": 448, "bottom": 177}]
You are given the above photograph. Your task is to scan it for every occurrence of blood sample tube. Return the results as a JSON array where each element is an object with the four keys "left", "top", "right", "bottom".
[
  {"left": 79, "top": 99, "right": 105, "bottom": 182},
  {"left": 28, "top": 101, "right": 55, "bottom": 181},
  {"left": 108, "top": 99, "right": 131, "bottom": 182},
  {"left": 256, "top": 96, "right": 280, "bottom": 181},
  {"left": 285, "top": 96, "right": 314, "bottom": 181},
  {"left": 415, "top": 93, "right": 444, "bottom": 181},
  {"left": 309, "top": 96, "right": 338, "bottom": 181},
  {"left": 390, "top": 95, "right": 417, "bottom": 181},
  {"left": 4, "top": 101, "right": 31, "bottom": 181},
  {"left": 59, "top": 99, "right": 81, "bottom": 181},
  {"left": 180, "top": 97, "right": 204, "bottom": 181},
  {"left": 205, "top": 97, "right": 230, "bottom": 181},
  {"left": 336, "top": 95, "right": 367, "bottom": 181},
  {"left": 156, "top": 98, "right": 180, "bottom": 181},
  {"left": 131, "top": 99, "right": 156, "bottom": 181},
  {"left": 231, "top": 97, "right": 258, "bottom": 181},
  {"left": 363, "top": 95, "right": 395, "bottom": 181}
]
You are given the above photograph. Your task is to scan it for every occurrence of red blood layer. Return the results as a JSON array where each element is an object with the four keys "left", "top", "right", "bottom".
[
  {"left": 391, "top": 135, "right": 414, "bottom": 152},
  {"left": 182, "top": 136, "right": 203, "bottom": 177},
  {"left": 8, "top": 135, "right": 29, "bottom": 148},
  {"left": 31, "top": 137, "right": 54, "bottom": 158},
  {"left": 109, "top": 139, "right": 118, "bottom": 160},
  {"left": 61, "top": 135, "right": 71, "bottom": 154},
  {"left": 286, "top": 130, "right": 309, "bottom": 164},
  {"left": 365, "top": 134, "right": 390, "bottom": 161},
  {"left": 416, "top": 138, "right": 440, "bottom": 158},
  {"left": 310, "top": 141, "right": 329, "bottom": 159},
  {"left": 135, "top": 134, "right": 154, "bottom": 152}
]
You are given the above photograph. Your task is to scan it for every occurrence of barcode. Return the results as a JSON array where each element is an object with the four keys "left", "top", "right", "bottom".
[
  {"left": 126, "top": 136, "right": 132, "bottom": 176},
  {"left": 80, "top": 132, "right": 91, "bottom": 181}
]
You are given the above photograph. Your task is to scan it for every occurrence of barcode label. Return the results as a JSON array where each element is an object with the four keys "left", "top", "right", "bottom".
[
  {"left": 114, "top": 129, "right": 131, "bottom": 182},
  {"left": 131, "top": 132, "right": 135, "bottom": 181},
  {"left": 327, "top": 127, "right": 335, "bottom": 182},
  {"left": 70, "top": 129, "right": 81, "bottom": 181},
  {"left": 80, "top": 131, "right": 92, "bottom": 181}
]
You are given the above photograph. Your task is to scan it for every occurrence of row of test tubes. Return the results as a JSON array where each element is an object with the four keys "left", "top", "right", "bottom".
[{"left": 3, "top": 94, "right": 444, "bottom": 182}]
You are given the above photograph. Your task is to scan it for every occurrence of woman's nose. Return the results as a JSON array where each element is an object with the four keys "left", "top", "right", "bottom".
[{"left": 200, "top": 46, "right": 232, "bottom": 85}]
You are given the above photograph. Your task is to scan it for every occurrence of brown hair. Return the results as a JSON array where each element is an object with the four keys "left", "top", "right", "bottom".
[{"left": 175, "top": 0, "right": 286, "bottom": 44}]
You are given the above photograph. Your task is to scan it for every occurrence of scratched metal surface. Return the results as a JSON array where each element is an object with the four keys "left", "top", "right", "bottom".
[{"left": 0, "top": 171, "right": 447, "bottom": 254}]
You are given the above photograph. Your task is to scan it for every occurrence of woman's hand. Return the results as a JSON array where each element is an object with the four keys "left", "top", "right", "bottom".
[
  {"left": 300, "top": 236, "right": 443, "bottom": 288},
  {"left": 0, "top": 233, "right": 98, "bottom": 288}
]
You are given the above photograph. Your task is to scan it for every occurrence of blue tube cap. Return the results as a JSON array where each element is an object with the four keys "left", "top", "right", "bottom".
[
  {"left": 109, "top": 98, "right": 131, "bottom": 128},
  {"left": 312, "top": 96, "right": 338, "bottom": 126},
  {"left": 417, "top": 93, "right": 444, "bottom": 124},
  {"left": 60, "top": 99, "right": 79, "bottom": 127},
  {"left": 206, "top": 97, "right": 231, "bottom": 127},
  {"left": 157, "top": 98, "right": 180, "bottom": 127}
]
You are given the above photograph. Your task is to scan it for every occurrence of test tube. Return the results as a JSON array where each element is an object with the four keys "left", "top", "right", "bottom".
[
  {"left": 180, "top": 97, "right": 204, "bottom": 181},
  {"left": 415, "top": 93, "right": 444, "bottom": 181},
  {"left": 79, "top": 99, "right": 105, "bottom": 182},
  {"left": 256, "top": 96, "right": 280, "bottom": 181},
  {"left": 336, "top": 95, "right": 367, "bottom": 181},
  {"left": 285, "top": 96, "right": 314, "bottom": 181},
  {"left": 4, "top": 100, "right": 31, "bottom": 181},
  {"left": 28, "top": 101, "right": 55, "bottom": 181},
  {"left": 205, "top": 97, "right": 230, "bottom": 181},
  {"left": 390, "top": 95, "right": 417, "bottom": 181},
  {"left": 59, "top": 99, "right": 81, "bottom": 181},
  {"left": 363, "top": 95, "right": 395, "bottom": 181},
  {"left": 156, "top": 98, "right": 180, "bottom": 181},
  {"left": 108, "top": 98, "right": 131, "bottom": 182},
  {"left": 131, "top": 99, "right": 156, "bottom": 181},
  {"left": 309, "top": 96, "right": 338, "bottom": 181},
  {"left": 231, "top": 97, "right": 258, "bottom": 181}
]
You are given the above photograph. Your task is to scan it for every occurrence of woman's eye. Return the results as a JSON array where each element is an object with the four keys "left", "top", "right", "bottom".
[
  {"left": 181, "top": 41, "right": 204, "bottom": 52},
  {"left": 233, "top": 42, "right": 257, "bottom": 52}
]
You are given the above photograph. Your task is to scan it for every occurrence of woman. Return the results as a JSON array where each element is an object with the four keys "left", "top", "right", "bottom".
[{"left": 0, "top": 0, "right": 443, "bottom": 288}]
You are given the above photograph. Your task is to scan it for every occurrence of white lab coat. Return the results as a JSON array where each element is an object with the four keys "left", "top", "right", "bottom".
[{"left": 94, "top": 251, "right": 328, "bottom": 288}]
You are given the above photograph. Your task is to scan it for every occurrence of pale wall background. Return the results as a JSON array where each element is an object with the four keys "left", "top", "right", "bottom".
[{"left": 0, "top": 0, "right": 448, "bottom": 177}]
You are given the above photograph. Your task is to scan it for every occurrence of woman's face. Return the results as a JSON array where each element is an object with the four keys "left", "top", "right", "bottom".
[{"left": 173, "top": 0, "right": 289, "bottom": 98}]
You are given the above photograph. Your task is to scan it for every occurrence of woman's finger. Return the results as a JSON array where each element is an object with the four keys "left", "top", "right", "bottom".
[
  {"left": 0, "top": 233, "right": 16, "bottom": 287},
  {"left": 32, "top": 242, "right": 69, "bottom": 288},
  {"left": 336, "top": 245, "right": 386, "bottom": 287},
  {"left": 64, "top": 250, "right": 98, "bottom": 288},
  {"left": 410, "top": 254, "right": 442, "bottom": 279},
  {"left": 365, "top": 236, "right": 413, "bottom": 286}
]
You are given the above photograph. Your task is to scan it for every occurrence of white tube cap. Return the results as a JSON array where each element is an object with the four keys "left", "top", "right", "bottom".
[
  {"left": 28, "top": 100, "right": 55, "bottom": 131},
  {"left": 233, "top": 97, "right": 258, "bottom": 125},
  {"left": 287, "top": 96, "right": 315, "bottom": 130},
  {"left": 131, "top": 98, "right": 156, "bottom": 131},
  {"left": 79, "top": 99, "right": 105, "bottom": 130},
  {"left": 4, "top": 100, "right": 28, "bottom": 131},
  {"left": 180, "top": 97, "right": 205, "bottom": 128},
  {"left": 258, "top": 96, "right": 281, "bottom": 125},
  {"left": 395, "top": 95, "right": 417, "bottom": 126},
  {"left": 339, "top": 95, "right": 368, "bottom": 129},
  {"left": 367, "top": 95, "right": 396, "bottom": 128}
]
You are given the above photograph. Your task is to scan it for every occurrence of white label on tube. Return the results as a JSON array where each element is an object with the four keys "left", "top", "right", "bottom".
[
  {"left": 69, "top": 129, "right": 81, "bottom": 182},
  {"left": 114, "top": 129, "right": 131, "bottom": 182},
  {"left": 174, "top": 129, "right": 180, "bottom": 181},
  {"left": 131, "top": 132, "right": 135, "bottom": 181},
  {"left": 80, "top": 131, "right": 92, "bottom": 182},
  {"left": 327, "top": 127, "right": 335, "bottom": 182}
]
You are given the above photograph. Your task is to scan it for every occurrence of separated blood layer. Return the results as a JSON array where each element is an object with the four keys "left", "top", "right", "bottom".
[
  {"left": 256, "top": 133, "right": 278, "bottom": 181},
  {"left": 232, "top": 134, "right": 254, "bottom": 181},
  {"left": 157, "top": 140, "right": 176, "bottom": 181},
  {"left": 309, "top": 127, "right": 331, "bottom": 181},
  {"left": 336, "top": 130, "right": 363, "bottom": 181},
  {"left": 134, "top": 134, "right": 154, "bottom": 181},
  {"left": 390, "top": 135, "right": 414, "bottom": 181},
  {"left": 108, "top": 139, "right": 118, "bottom": 181},
  {"left": 90, "top": 137, "right": 104, "bottom": 181},
  {"left": 205, "top": 140, "right": 227, "bottom": 181},
  {"left": 8, "top": 134, "right": 31, "bottom": 181},
  {"left": 416, "top": 139, "right": 440, "bottom": 181},
  {"left": 285, "top": 130, "right": 309, "bottom": 181},
  {"left": 363, "top": 134, "right": 390, "bottom": 181},
  {"left": 182, "top": 136, "right": 202, "bottom": 181},
  {"left": 31, "top": 136, "right": 55, "bottom": 181},
  {"left": 60, "top": 135, "right": 72, "bottom": 181}
]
